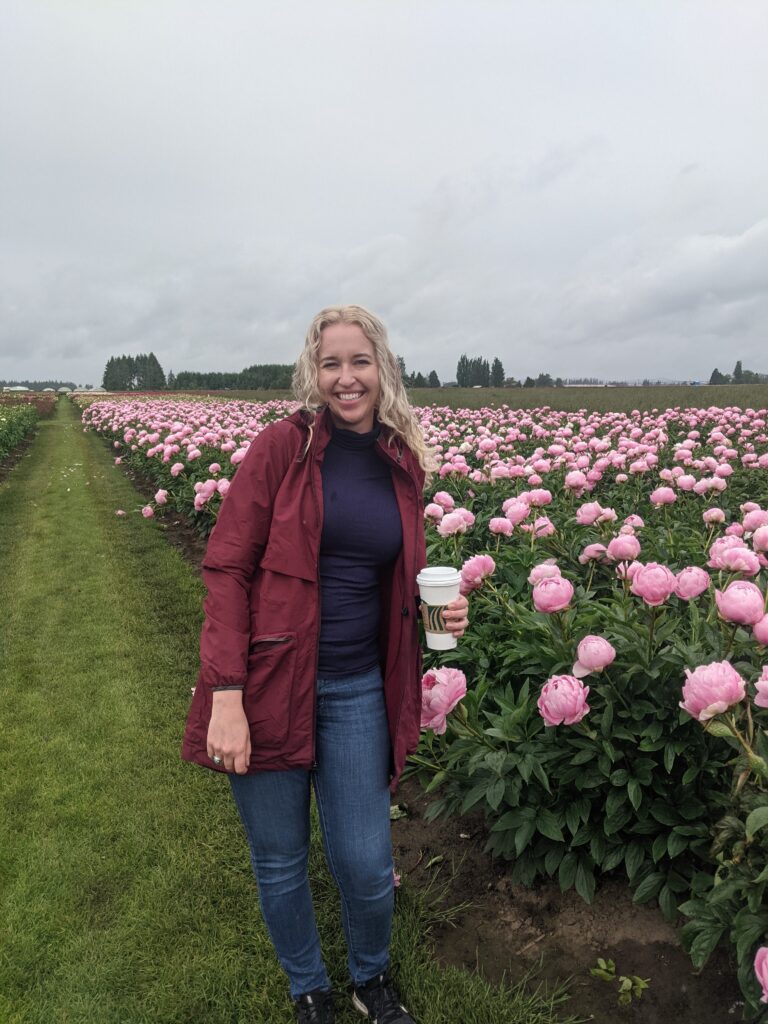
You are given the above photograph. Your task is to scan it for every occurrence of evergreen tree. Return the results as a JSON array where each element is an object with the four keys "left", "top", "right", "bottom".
[
  {"left": 523, "top": 376, "right": 536, "bottom": 388},
  {"left": 490, "top": 357, "right": 505, "bottom": 388},
  {"left": 733, "top": 360, "right": 743, "bottom": 384},
  {"left": 166, "top": 369, "right": 176, "bottom": 390},
  {"left": 427, "top": 370, "right": 440, "bottom": 388},
  {"left": 102, "top": 357, "right": 116, "bottom": 390},
  {"left": 535, "top": 372, "right": 553, "bottom": 388},
  {"left": 456, "top": 354, "right": 470, "bottom": 387},
  {"left": 397, "top": 355, "right": 407, "bottom": 384},
  {"left": 413, "top": 371, "right": 427, "bottom": 387},
  {"left": 145, "top": 352, "right": 166, "bottom": 389},
  {"left": 709, "top": 367, "right": 726, "bottom": 385}
]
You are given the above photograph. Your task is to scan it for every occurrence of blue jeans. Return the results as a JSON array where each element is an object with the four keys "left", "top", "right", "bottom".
[{"left": 229, "top": 666, "right": 393, "bottom": 998}]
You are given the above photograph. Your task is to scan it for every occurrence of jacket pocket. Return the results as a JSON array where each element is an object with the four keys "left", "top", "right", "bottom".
[{"left": 243, "top": 632, "right": 298, "bottom": 748}]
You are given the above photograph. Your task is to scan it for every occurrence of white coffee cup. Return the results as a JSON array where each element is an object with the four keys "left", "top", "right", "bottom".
[{"left": 416, "top": 566, "right": 462, "bottom": 650}]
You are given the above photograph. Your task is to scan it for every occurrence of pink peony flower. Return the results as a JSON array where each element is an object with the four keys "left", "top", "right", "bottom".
[
  {"left": 606, "top": 534, "right": 642, "bottom": 562},
  {"left": 754, "top": 947, "right": 768, "bottom": 1005},
  {"left": 624, "top": 514, "right": 644, "bottom": 529},
  {"left": 754, "top": 667, "right": 768, "bottom": 708},
  {"left": 432, "top": 491, "right": 455, "bottom": 510},
  {"left": 217, "top": 478, "right": 231, "bottom": 496},
  {"left": 579, "top": 542, "right": 608, "bottom": 564},
  {"left": 115, "top": 509, "right": 126, "bottom": 517},
  {"left": 141, "top": 505, "right": 154, "bottom": 518},
  {"left": 596, "top": 507, "right": 618, "bottom": 524},
  {"left": 718, "top": 546, "right": 761, "bottom": 576},
  {"left": 437, "top": 511, "right": 470, "bottom": 537},
  {"left": 424, "top": 502, "right": 444, "bottom": 521},
  {"left": 575, "top": 501, "right": 603, "bottom": 525},
  {"left": 538, "top": 675, "right": 590, "bottom": 726},
  {"left": 504, "top": 499, "right": 530, "bottom": 525},
  {"left": 675, "top": 566, "right": 710, "bottom": 601},
  {"left": 702, "top": 508, "right": 725, "bottom": 524},
  {"left": 743, "top": 509, "right": 768, "bottom": 534},
  {"left": 573, "top": 636, "right": 616, "bottom": 678},
  {"left": 420, "top": 667, "right": 468, "bottom": 734},
  {"left": 460, "top": 554, "right": 495, "bottom": 594},
  {"left": 715, "top": 581, "right": 765, "bottom": 625},
  {"left": 680, "top": 660, "right": 746, "bottom": 721},
  {"left": 489, "top": 517, "right": 513, "bottom": 536},
  {"left": 630, "top": 562, "right": 677, "bottom": 606},
  {"left": 753, "top": 525, "right": 768, "bottom": 553},
  {"left": 649, "top": 486, "right": 677, "bottom": 506},
  {"left": 208, "top": 462, "right": 221, "bottom": 474},
  {"left": 154, "top": 489, "right": 168, "bottom": 505},
  {"left": 170, "top": 462, "right": 185, "bottom": 477},
  {"left": 114, "top": 456, "right": 122, "bottom": 465},
  {"left": 528, "top": 561, "right": 561, "bottom": 585},
  {"left": 532, "top": 575, "right": 574, "bottom": 613},
  {"left": 532, "top": 515, "right": 555, "bottom": 537},
  {"left": 708, "top": 535, "right": 748, "bottom": 570},
  {"left": 527, "top": 488, "right": 552, "bottom": 507},
  {"left": 754, "top": 616, "right": 768, "bottom": 646},
  {"left": 564, "top": 470, "right": 587, "bottom": 492}
]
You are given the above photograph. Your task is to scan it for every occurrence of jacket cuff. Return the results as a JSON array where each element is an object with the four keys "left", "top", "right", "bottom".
[{"left": 210, "top": 685, "right": 245, "bottom": 692}]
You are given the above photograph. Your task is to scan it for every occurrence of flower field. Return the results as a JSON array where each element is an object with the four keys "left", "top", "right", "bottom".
[
  {"left": 0, "top": 402, "right": 39, "bottom": 462},
  {"left": 80, "top": 394, "right": 768, "bottom": 1014}
]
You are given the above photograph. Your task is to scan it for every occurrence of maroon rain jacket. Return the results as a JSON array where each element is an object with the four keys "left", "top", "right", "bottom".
[{"left": 181, "top": 407, "right": 427, "bottom": 789}]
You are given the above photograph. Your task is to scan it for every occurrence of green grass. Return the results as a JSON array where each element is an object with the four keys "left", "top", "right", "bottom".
[
  {"left": 0, "top": 400, "right": 575, "bottom": 1024},
  {"left": 159, "top": 384, "right": 768, "bottom": 413}
]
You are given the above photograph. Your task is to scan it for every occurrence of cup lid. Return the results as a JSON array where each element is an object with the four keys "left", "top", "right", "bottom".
[{"left": 416, "top": 566, "right": 461, "bottom": 584}]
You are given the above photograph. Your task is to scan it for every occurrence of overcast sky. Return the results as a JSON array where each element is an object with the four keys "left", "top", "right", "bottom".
[{"left": 1, "top": 0, "right": 766, "bottom": 386}]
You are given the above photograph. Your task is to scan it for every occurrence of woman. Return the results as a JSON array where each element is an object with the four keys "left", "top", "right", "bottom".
[{"left": 182, "top": 305, "right": 469, "bottom": 1024}]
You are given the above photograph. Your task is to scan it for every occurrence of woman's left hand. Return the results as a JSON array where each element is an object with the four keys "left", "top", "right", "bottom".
[{"left": 443, "top": 594, "right": 469, "bottom": 638}]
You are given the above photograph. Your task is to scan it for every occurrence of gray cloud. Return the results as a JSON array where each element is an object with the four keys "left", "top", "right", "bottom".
[{"left": 1, "top": 0, "right": 767, "bottom": 386}]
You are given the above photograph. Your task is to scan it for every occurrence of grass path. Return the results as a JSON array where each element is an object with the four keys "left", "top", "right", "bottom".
[{"left": 0, "top": 400, "right": 574, "bottom": 1024}]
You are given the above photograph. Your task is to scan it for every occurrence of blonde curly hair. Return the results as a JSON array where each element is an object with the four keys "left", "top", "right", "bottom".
[{"left": 292, "top": 304, "right": 436, "bottom": 475}]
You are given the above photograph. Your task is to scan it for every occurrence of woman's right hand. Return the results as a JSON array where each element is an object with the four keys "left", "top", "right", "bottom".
[{"left": 207, "top": 690, "right": 252, "bottom": 774}]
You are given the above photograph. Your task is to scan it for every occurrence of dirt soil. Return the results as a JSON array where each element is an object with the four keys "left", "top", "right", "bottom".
[
  {"left": 392, "top": 777, "right": 744, "bottom": 1023},
  {"left": 112, "top": 450, "right": 747, "bottom": 1023}
]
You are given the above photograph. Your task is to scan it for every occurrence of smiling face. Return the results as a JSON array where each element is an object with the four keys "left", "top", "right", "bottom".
[{"left": 317, "top": 321, "right": 381, "bottom": 433}]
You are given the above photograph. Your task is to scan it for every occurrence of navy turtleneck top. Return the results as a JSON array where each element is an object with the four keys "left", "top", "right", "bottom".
[{"left": 318, "top": 423, "right": 403, "bottom": 677}]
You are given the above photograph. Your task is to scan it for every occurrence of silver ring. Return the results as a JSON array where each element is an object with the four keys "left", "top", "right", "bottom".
[{"left": 211, "top": 755, "right": 223, "bottom": 765}]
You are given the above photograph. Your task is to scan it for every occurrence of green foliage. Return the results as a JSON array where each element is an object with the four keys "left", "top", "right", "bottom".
[
  {"left": 679, "top": 783, "right": 768, "bottom": 1018},
  {"left": 490, "top": 358, "right": 505, "bottom": 388},
  {"left": 409, "top": 421, "right": 768, "bottom": 1014},
  {"left": 0, "top": 403, "right": 38, "bottom": 460},
  {"left": 172, "top": 362, "right": 291, "bottom": 391},
  {"left": 103, "top": 352, "right": 166, "bottom": 390},
  {"left": 589, "top": 958, "right": 650, "bottom": 1006},
  {"left": 456, "top": 354, "right": 490, "bottom": 387}
]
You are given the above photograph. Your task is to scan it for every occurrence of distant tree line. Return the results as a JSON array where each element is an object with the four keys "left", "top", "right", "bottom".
[
  {"left": 709, "top": 360, "right": 768, "bottom": 385},
  {"left": 396, "top": 357, "right": 442, "bottom": 389},
  {"left": 102, "top": 354, "right": 166, "bottom": 391},
  {"left": 168, "top": 364, "right": 294, "bottom": 391},
  {"left": 0, "top": 379, "right": 77, "bottom": 390}
]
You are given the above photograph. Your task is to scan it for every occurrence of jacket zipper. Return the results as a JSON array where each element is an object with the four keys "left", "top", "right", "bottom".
[
  {"left": 310, "top": 444, "right": 323, "bottom": 772},
  {"left": 378, "top": 437, "right": 421, "bottom": 782}
]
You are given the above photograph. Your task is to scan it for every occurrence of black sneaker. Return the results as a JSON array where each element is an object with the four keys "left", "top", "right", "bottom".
[
  {"left": 351, "top": 971, "right": 415, "bottom": 1023},
  {"left": 294, "top": 988, "right": 335, "bottom": 1023}
]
